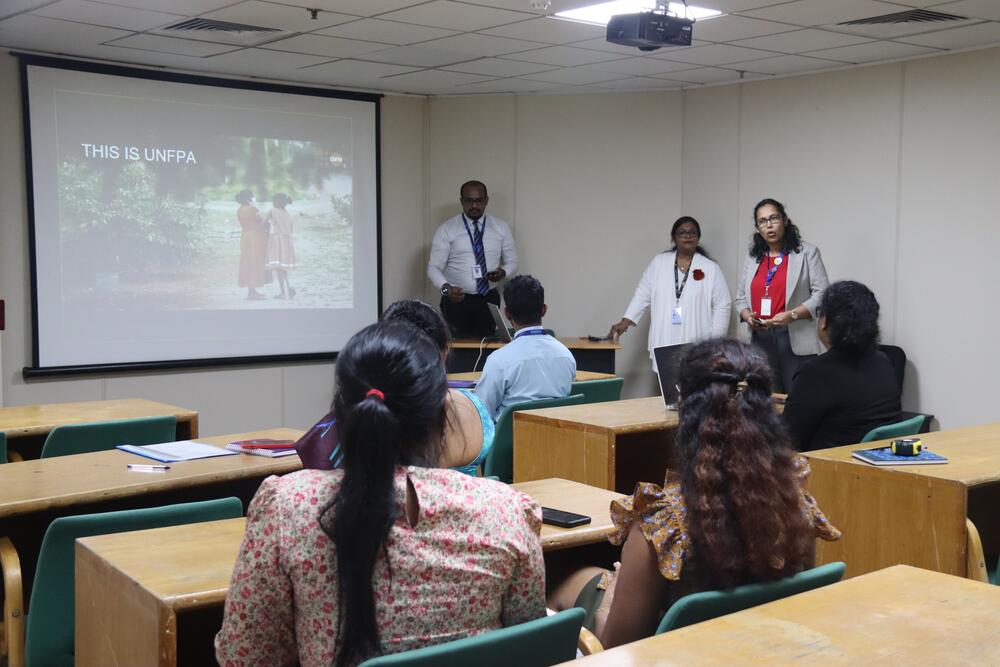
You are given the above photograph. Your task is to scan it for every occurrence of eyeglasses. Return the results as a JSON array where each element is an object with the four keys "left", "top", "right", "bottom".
[
  {"left": 675, "top": 229, "right": 699, "bottom": 238},
  {"left": 756, "top": 213, "right": 784, "bottom": 228},
  {"left": 461, "top": 197, "right": 487, "bottom": 206}
]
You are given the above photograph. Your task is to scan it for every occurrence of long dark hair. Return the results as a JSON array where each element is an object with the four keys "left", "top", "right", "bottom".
[
  {"left": 674, "top": 338, "right": 814, "bottom": 589},
  {"left": 320, "top": 322, "right": 447, "bottom": 666},
  {"left": 820, "top": 280, "right": 880, "bottom": 357},
  {"left": 749, "top": 198, "right": 803, "bottom": 261},
  {"left": 381, "top": 299, "right": 451, "bottom": 353},
  {"left": 669, "top": 216, "right": 712, "bottom": 260}
]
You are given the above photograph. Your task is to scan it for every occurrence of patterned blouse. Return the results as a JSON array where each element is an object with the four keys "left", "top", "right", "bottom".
[
  {"left": 215, "top": 467, "right": 546, "bottom": 667},
  {"left": 609, "top": 456, "right": 841, "bottom": 582}
]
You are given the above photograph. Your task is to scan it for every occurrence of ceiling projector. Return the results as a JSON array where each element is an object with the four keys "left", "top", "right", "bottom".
[{"left": 606, "top": 12, "right": 694, "bottom": 51}]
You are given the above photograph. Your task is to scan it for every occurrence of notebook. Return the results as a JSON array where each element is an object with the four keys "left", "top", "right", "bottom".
[
  {"left": 225, "top": 442, "right": 299, "bottom": 458},
  {"left": 117, "top": 440, "right": 238, "bottom": 463},
  {"left": 851, "top": 446, "right": 948, "bottom": 466},
  {"left": 447, "top": 380, "right": 477, "bottom": 389}
]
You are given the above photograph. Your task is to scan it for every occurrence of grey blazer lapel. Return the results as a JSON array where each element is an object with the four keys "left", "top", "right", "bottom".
[{"left": 785, "top": 250, "right": 803, "bottom": 303}]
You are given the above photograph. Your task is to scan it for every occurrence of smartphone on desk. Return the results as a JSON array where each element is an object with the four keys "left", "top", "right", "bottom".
[{"left": 541, "top": 507, "right": 591, "bottom": 528}]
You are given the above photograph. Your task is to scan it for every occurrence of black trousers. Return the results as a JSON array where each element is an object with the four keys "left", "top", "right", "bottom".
[
  {"left": 751, "top": 327, "right": 814, "bottom": 394},
  {"left": 440, "top": 289, "right": 500, "bottom": 339}
]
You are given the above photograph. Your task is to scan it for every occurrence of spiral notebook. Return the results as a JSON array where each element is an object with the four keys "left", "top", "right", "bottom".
[
  {"left": 851, "top": 447, "right": 948, "bottom": 466},
  {"left": 225, "top": 442, "right": 299, "bottom": 458}
]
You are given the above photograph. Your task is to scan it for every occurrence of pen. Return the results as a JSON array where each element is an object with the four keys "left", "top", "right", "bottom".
[{"left": 127, "top": 463, "right": 171, "bottom": 473}]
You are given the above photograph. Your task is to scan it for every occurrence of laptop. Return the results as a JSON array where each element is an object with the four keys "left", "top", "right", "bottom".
[
  {"left": 653, "top": 343, "right": 690, "bottom": 410},
  {"left": 488, "top": 302, "right": 514, "bottom": 342}
]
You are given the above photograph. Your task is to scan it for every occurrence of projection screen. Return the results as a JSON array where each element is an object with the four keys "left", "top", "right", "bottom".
[{"left": 20, "top": 56, "right": 380, "bottom": 376}]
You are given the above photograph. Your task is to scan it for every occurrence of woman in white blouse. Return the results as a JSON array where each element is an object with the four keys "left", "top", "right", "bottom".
[{"left": 609, "top": 217, "right": 732, "bottom": 370}]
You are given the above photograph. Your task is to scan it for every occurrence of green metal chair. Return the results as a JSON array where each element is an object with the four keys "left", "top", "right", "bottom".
[
  {"left": 655, "top": 562, "right": 846, "bottom": 634},
  {"left": 1, "top": 496, "right": 243, "bottom": 667},
  {"left": 860, "top": 415, "right": 926, "bottom": 443},
  {"left": 484, "top": 394, "right": 586, "bottom": 483},
  {"left": 360, "top": 608, "right": 585, "bottom": 667},
  {"left": 40, "top": 415, "right": 177, "bottom": 458},
  {"left": 570, "top": 378, "right": 624, "bottom": 405}
]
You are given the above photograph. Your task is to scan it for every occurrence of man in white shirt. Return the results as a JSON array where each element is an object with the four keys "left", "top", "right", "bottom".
[
  {"left": 475, "top": 275, "right": 576, "bottom": 420},
  {"left": 427, "top": 181, "right": 518, "bottom": 338}
]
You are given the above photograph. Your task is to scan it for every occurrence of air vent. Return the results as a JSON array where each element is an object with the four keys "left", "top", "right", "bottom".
[
  {"left": 162, "top": 18, "right": 282, "bottom": 36},
  {"left": 839, "top": 9, "right": 966, "bottom": 26}
]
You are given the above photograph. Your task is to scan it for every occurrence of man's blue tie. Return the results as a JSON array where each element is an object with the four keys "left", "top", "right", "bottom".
[{"left": 472, "top": 220, "right": 489, "bottom": 295}]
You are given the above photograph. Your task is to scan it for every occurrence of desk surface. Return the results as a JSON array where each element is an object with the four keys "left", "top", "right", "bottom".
[
  {"left": 447, "top": 370, "right": 616, "bottom": 383},
  {"left": 76, "top": 478, "right": 624, "bottom": 611},
  {"left": 518, "top": 396, "right": 675, "bottom": 434},
  {"left": 0, "top": 398, "right": 198, "bottom": 439},
  {"left": 0, "top": 428, "right": 303, "bottom": 519},
  {"left": 568, "top": 565, "right": 1000, "bottom": 666},
  {"left": 451, "top": 338, "right": 621, "bottom": 351},
  {"left": 805, "top": 422, "right": 1000, "bottom": 486}
]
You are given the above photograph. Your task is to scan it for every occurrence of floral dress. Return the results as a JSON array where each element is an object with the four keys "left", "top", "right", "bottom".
[
  {"left": 609, "top": 456, "right": 842, "bottom": 583},
  {"left": 215, "top": 467, "right": 545, "bottom": 667}
]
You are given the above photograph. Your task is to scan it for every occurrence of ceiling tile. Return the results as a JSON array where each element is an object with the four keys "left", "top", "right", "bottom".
[
  {"left": 933, "top": 0, "right": 1000, "bottom": 21},
  {"left": 460, "top": 0, "right": 585, "bottom": 13},
  {"left": 0, "top": 14, "right": 133, "bottom": 50},
  {"left": 441, "top": 57, "right": 555, "bottom": 76},
  {"left": 733, "top": 28, "right": 872, "bottom": 53},
  {"left": 824, "top": 17, "right": 977, "bottom": 40},
  {"left": 451, "top": 78, "right": 560, "bottom": 94},
  {"left": 580, "top": 76, "right": 681, "bottom": 90},
  {"left": 86, "top": 0, "right": 235, "bottom": 14},
  {"left": 294, "top": 58, "right": 420, "bottom": 84},
  {"left": 503, "top": 44, "right": 627, "bottom": 66},
  {"left": 268, "top": 0, "right": 428, "bottom": 16},
  {"left": 199, "top": 1, "right": 355, "bottom": 32},
  {"left": 261, "top": 33, "right": 388, "bottom": 58},
  {"left": 416, "top": 32, "right": 540, "bottom": 57},
  {"left": 690, "top": 14, "right": 798, "bottom": 42},
  {"left": 741, "top": 0, "right": 907, "bottom": 26},
  {"left": 807, "top": 40, "right": 941, "bottom": 63},
  {"left": 731, "top": 53, "right": 847, "bottom": 74},
  {"left": 2, "top": 0, "right": 57, "bottom": 21},
  {"left": 653, "top": 43, "right": 776, "bottom": 65},
  {"left": 104, "top": 32, "right": 237, "bottom": 56},
  {"left": 565, "top": 36, "right": 653, "bottom": 55},
  {"left": 482, "top": 16, "right": 606, "bottom": 44},
  {"left": 199, "top": 46, "right": 330, "bottom": 76},
  {"left": 900, "top": 21, "right": 1000, "bottom": 49},
  {"left": 655, "top": 66, "right": 744, "bottom": 83},
  {"left": 697, "top": 0, "right": 791, "bottom": 10},
  {"left": 360, "top": 45, "right": 474, "bottom": 67},
  {"left": 581, "top": 56, "right": 698, "bottom": 75},
  {"left": 30, "top": 0, "right": 182, "bottom": 31},
  {"left": 522, "top": 67, "right": 622, "bottom": 84},
  {"left": 379, "top": 1, "right": 531, "bottom": 32},
  {"left": 378, "top": 68, "right": 493, "bottom": 90},
  {"left": 317, "top": 18, "right": 459, "bottom": 45}
]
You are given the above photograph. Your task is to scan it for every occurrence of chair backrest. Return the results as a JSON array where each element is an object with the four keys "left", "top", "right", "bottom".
[
  {"left": 40, "top": 415, "right": 177, "bottom": 458},
  {"left": 878, "top": 344, "right": 906, "bottom": 394},
  {"left": 360, "top": 608, "right": 584, "bottom": 667},
  {"left": 860, "top": 414, "right": 925, "bottom": 443},
  {"left": 485, "top": 393, "right": 586, "bottom": 483},
  {"left": 23, "top": 497, "right": 243, "bottom": 667},
  {"left": 655, "top": 562, "right": 846, "bottom": 635},
  {"left": 570, "top": 378, "right": 624, "bottom": 405}
]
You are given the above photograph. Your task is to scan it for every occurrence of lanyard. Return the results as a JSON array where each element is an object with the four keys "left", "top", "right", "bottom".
[
  {"left": 462, "top": 214, "right": 485, "bottom": 253},
  {"left": 514, "top": 328, "right": 548, "bottom": 339},
  {"left": 764, "top": 251, "right": 786, "bottom": 296},
  {"left": 674, "top": 257, "right": 691, "bottom": 300}
]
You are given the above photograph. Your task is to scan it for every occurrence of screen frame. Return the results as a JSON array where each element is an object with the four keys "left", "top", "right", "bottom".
[{"left": 16, "top": 53, "right": 383, "bottom": 379}]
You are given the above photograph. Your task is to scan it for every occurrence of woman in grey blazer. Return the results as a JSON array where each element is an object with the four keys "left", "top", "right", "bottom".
[{"left": 734, "top": 198, "right": 829, "bottom": 392}]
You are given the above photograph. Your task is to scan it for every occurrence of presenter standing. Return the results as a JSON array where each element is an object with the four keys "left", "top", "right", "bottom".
[
  {"left": 428, "top": 181, "right": 518, "bottom": 338},
  {"left": 608, "top": 217, "right": 731, "bottom": 371},
  {"left": 734, "top": 198, "right": 829, "bottom": 392}
]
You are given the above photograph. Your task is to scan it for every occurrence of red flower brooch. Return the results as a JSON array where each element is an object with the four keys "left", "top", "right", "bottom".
[{"left": 692, "top": 269, "right": 705, "bottom": 281}]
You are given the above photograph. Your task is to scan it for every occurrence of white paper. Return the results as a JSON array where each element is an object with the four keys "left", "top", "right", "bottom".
[{"left": 118, "top": 440, "right": 238, "bottom": 462}]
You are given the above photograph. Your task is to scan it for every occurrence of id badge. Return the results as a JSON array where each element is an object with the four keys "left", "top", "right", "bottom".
[
  {"left": 760, "top": 298, "right": 772, "bottom": 317},
  {"left": 671, "top": 307, "right": 683, "bottom": 325},
  {"left": 472, "top": 265, "right": 483, "bottom": 280}
]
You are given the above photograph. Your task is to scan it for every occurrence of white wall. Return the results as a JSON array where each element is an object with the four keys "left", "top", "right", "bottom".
[{"left": 0, "top": 52, "right": 428, "bottom": 435}]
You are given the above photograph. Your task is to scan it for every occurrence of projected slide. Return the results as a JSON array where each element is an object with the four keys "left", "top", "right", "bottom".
[{"left": 24, "top": 59, "right": 380, "bottom": 372}]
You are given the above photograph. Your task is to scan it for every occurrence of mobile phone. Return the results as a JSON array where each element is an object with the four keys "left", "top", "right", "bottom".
[
  {"left": 587, "top": 335, "right": 605, "bottom": 342},
  {"left": 541, "top": 507, "right": 591, "bottom": 528}
]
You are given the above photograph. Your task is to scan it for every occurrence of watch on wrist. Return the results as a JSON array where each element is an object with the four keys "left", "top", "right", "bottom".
[
  {"left": 789, "top": 310, "right": 799, "bottom": 320},
  {"left": 440, "top": 284, "right": 450, "bottom": 296}
]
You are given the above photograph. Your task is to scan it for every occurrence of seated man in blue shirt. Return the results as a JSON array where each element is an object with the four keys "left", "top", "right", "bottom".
[{"left": 475, "top": 275, "right": 576, "bottom": 420}]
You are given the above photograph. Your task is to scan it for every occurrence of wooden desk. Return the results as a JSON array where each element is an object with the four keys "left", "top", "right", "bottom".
[
  {"left": 0, "top": 398, "right": 198, "bottom": 459},
  {"left": 0, "top": 428, "right": 303, "bottom": 609},
  {"left": 448, "top": 338, "right": 621, "bottom": 374},
  {"left": 75, "top": 478, "right": 623, "bottom": 667},
  {"left": 566, "top": 565, "right": 1000, "bottom": 666},
  {"left": 805, "top": 423, "right": 1000, "bottom": 579},
  {"left": 447, "top": 370, "right": 616, "bottom": 383}
]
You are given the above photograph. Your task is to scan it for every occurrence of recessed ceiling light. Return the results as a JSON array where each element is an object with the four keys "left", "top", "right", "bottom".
[{"left": 554, "top": 1, "right": 723, "bottom": 26}]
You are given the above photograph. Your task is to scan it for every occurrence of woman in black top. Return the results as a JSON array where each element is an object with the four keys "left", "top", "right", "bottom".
[{"left": 783, "top": 280, "right": 901, "bottom": 451}]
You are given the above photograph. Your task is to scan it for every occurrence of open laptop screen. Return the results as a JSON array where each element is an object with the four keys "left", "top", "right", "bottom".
[{"left": 653, "top": 343, "right": 690, "bottom": 409}]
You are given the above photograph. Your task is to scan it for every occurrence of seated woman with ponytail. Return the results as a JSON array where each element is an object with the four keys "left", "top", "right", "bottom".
[
  {"left": 549, "top": 338, "right": 841, "bottom": 650},
  {"left": 216, "top": 322, "right": 545, "bottom": 667}
]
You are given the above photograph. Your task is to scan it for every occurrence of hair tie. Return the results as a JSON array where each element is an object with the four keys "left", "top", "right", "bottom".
[
  {"left": 735, "top": 380, "right": 749, "bottom": 394},
  {"left": 366, "top": 388, "right": 385, "bottom": 401}
]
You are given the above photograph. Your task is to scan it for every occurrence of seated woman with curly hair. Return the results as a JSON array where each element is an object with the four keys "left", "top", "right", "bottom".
[
  {"left": 549, "top": 337, "right": 841, "bottom": 649},
  {"left": 783, "top": 280, "right": 902, "bottom": 451}
]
